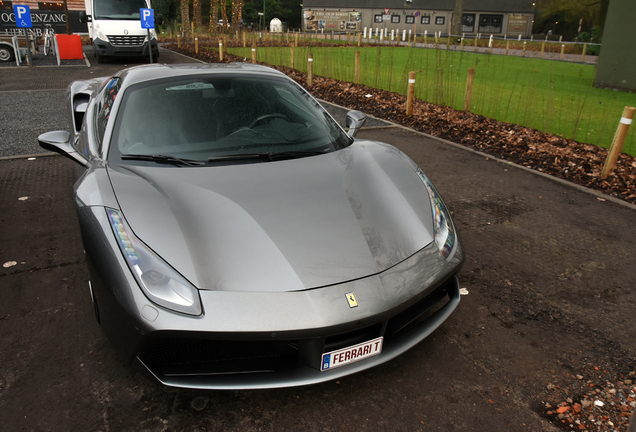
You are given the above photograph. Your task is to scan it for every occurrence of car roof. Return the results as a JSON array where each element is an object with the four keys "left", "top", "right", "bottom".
[{"left": 114, "top": 63, "right": 290, "bottom": 88}]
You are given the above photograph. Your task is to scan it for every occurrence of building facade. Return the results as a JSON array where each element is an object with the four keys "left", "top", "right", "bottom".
[
  {"left": 302, "top": 0, "right": 534, "bottom": 37},
  {"left": 0, "top": 0, "right": 87, "bottom": 35}
]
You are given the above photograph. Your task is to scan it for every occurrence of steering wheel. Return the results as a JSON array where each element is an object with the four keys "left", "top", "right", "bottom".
[{"left": 248, "top": 113, "right": 289, "bottom": 129}]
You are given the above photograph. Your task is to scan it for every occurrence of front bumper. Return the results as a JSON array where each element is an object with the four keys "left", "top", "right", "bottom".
[
  {"left": 92, "top": 37, "right": 158, "bottom": 58},
  {"left": 81, "top": 206, "right": 464, "bottom": 390}
]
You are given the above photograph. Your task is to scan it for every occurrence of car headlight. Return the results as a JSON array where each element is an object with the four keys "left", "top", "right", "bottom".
[
  {"left": 416, "top": 168, "right": 456, "bottom": 259},
  {"left": 94, "top": 24, "right": 108, "bottom": 42},
  {"left": 107, "top": 208, "right": 202, "bottom": 316}
]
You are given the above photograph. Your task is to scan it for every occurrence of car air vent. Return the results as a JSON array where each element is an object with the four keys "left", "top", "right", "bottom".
[{"left": 108, "top": 35, "right": 145, "bottom": 46}]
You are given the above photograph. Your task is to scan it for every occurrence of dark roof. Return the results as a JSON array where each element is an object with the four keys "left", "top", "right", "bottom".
[{"left": 303, "top": 0, "right": 534, "bottom": 13}]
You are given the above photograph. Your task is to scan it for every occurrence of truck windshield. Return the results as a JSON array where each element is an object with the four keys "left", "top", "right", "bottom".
[{"left": 94, "top": 0, "right": 147, "bottom": 20}]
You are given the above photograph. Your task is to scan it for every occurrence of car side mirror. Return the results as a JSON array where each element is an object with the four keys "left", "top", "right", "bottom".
[
  {"left": 38, "top": 130, "right": 89, "bottom": 167},
  {"left": 156, "top": 14, "right": 164, "bottom": 26},
  {"left": 79, "top": 12, "right": 91, "bottom": 23},
  {"left": 346, "top": 110, "right": 367, "bottom": 138}
]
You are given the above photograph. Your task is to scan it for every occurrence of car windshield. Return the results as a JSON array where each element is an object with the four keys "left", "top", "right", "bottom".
[
  {"left": 94, "top": 0, "right": 147, "bottom": 20},
  {"left": 109, "top": 73, "right": 351, "bottom": 164}
]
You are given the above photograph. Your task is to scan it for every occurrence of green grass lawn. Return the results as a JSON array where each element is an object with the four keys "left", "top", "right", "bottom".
[{"left": 227, "top": 45, "right": 636, "bottom": 156}]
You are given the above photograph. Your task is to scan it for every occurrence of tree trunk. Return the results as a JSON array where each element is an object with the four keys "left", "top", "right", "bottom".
[
  {"left": 451, "top": 0, "right": 465, "bottom": 37},
  {"left": 180, "top": 0, "right": 190, "bottom": 33},
  {"left": 63, "top": 0, "right": 71, "bottom": 34},
  {"left": 193, "top": 0, "right": 201, "bottom": 28},
  {"left": 210, "top": 0, "right": 219, "bottom": 31}
]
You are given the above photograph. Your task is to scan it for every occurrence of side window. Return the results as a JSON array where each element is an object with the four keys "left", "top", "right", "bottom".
[{"left": 94, "top": 77, "right": 121, "bottom": 147}]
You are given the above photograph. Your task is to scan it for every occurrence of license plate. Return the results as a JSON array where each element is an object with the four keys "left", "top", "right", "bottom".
[{"left": 321, "top": 337, "right": 383, "bottom": 371}]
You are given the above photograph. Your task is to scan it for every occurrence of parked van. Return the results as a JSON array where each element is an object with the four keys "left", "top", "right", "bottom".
[{"left": 80, "top": 0, "right": 162, "bottom": 63}]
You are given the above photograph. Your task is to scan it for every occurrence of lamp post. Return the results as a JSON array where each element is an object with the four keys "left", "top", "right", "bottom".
[{"left": 258, "top": 12, "right": 263, "bottom": 43}]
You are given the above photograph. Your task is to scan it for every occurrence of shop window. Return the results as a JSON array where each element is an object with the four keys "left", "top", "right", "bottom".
[
  {"left": 391, "top": 15, "right": 400, "bottom": 24},
  {"left": 406, "top": 16, "right": 415, "bottom": 24},
  {"left": 479, "top": 14, "right": 503, "bottom": 33},
  {"left": 421, "top": 16, "right": 430, "bottom": 25},
  {"left": 435, "top": 16, "right": 445, "bottom": 25},
  {"left": 374, "top": 14, "right": 383, "bottom": 23}
]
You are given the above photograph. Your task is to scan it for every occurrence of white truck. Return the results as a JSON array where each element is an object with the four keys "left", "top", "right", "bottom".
[{"left": 79, "top": 0, "right": 162, "bottom": 63}]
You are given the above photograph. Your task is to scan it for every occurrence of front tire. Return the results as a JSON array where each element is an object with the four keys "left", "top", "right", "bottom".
[{"left": 0, "top": 45, "right": 14, "bottom": 62}]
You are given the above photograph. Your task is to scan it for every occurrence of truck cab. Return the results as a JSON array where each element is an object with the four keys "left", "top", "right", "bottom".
[{"left": 80, "top": 0, "right": 161, "bottom": 63}]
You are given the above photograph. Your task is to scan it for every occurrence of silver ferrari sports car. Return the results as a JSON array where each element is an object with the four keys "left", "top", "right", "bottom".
[{"left": 39, "top": 63, "right": 464, "bottom": 390}]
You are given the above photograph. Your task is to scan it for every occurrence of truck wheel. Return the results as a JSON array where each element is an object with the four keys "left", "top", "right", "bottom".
[{"left": 0, "top": 45, "right": 15, "bottom": 62}]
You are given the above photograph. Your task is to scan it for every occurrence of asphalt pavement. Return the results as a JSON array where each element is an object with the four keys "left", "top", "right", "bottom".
[{"left": 0, "top": 47, "right": 634, "bottom": 432}]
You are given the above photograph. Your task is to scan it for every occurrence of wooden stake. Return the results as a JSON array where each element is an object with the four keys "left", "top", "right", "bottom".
[
  {"left": 464, "top": 68, "right": 475, "bottom": 112},
  {"left": 506, "top": 40, "right": 509, "bottom": 55},
  {"left": 177, "top": 34, "right": 181, "bottom": 48},
  {"left": 307, "top": 53, "right": 313, "bottom": 86},
  {"left": 195, "top": 37, "right": 199, "bottom": 54},
  {"left": 243, "top": 32, "right": 246, "bottom": 48},
  {"left": 474, "top": 34, "right": 478, "bottom": 51},
  {"left": 541, "top": 41, "right": 545, "bottom": 58},
  {"left": 355, "top": 50, "right": 360, "bottom": 84},
  {"left": 581, "top": 43, "right": 587, "bottom": 62},
  {"left": 523, "top": 41, "right": 527, "bottom": 56},
  {"left": 460, "top": 37, "right": 464, "bottom": 51},
  {"left": 406, "top": 71, "right": 416, "bottom": 116},
  {"left": 600, "top": 106, "right": 636, "bottom": 179},
  {"left": 560, "top": 44, "right": 565, "bottom": 60},
  {"left": 358, "top": 32, "right": 361, "bottom": 47},
  {"left": 251, "top": 42, "right": 256, "bottom": 63},
  {"left": 291, "top": 45, "right": 295, "bottom": 69},
  {"left": 219, "top": 39, "right": 223, "bottom": 61}
]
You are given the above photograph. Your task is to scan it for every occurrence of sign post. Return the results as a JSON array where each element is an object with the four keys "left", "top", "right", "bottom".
[
  {"left": 13, "top": 4, "right": 32, "bottom": 66},
  {"left": 140, "top": 8, "right": 155, "bottom": 63}
]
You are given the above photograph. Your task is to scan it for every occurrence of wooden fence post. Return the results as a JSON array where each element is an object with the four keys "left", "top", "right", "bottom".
[
  {"left": 243, "top": 32, "right": 246, "bottom": 48},
  {"left": 177, "top": 34, "right": 181, "bottom": 48},
  {"left": 219, "top": 39, "right": 223, "bottom": 61},
  {"left": 581, "top": 43, "right": 587, "bottom": 62},
  {"left": 358, "top": 32, "right": 361, "bottom": 47},
  {"left": 464, "top": 68, "right": 475, "bottom": 112},
  {"left": 523, "top": 41, "right": 527, "bottom": 56},
  {"left": 460, "top": 37, "right": 464, "bottom": 51},
  {"left": 406, "top": 71, "right": 416, "bottom": 116},
  {"left": 354, "top": 50, "right": 360, "bottom": 84},
  {"left": 251, "top": 42, "right": 256, "bottom": 63},
  {"left": 474, "top": 34, "right": 478, "bottom": 51},
  {"left": 600, "top": 106, "right": 636, "bottom": 178},
  {"left": 307, "top": 53, "right": 313, "bottom": 86},
  {"left": 506, "top": 39, "right": 509, "bottom": 55},
  {"left": 195, "top": 37, "right": 199, "bottom": 54},
  {"left": 291, "top": 45, "right": 295, "bottom": 69},
  {"left": 541, "top": 41, "right": 545, "bottom": 58},
  {"left": 560, "top": 44, "right": 565, "bottom": 60}
]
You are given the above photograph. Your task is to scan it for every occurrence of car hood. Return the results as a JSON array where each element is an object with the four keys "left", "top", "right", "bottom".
[{"left": 107, "top": 141, "right": 435, "bottom": 292}]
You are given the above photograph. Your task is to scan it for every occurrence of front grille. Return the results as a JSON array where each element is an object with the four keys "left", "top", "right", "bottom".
[
  {"left": 108, "top": 35, "right": 145, "bottom": 46},
  {"left": 385, "top": 280, "right": 452, "bottom": 341},
  {"left": 141, "top": 339, "right": 299, "bottom": 376}
]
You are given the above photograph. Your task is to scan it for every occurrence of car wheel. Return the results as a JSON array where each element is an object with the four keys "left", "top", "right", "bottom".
[{"left": 0, "top": 45, "right": 14, "bottom": 62}]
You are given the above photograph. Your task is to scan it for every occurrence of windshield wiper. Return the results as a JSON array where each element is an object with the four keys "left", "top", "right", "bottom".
[
  {"left": 208, "top": 150, "right": 328, "bottom": 163},
  {"left": 121, "top": 154, "right": 205, "bottom": 167}
]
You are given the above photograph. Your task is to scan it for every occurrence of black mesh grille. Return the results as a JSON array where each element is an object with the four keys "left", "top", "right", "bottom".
[
  {"left": 142, "top": 339, "right": 299, "bottom": 375},
  {"left": 385, "top": 281, "right": 451, "bottom": 341},
  {"left": 108, "top": 35, "right": 145, "bottom": 46}
]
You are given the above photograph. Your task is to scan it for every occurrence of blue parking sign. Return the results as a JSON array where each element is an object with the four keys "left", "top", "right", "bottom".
[
  {"left": 140, "top": 8, "right": 155, "bottom": 29},
  {"left": 14, "top": 5, "right": 33, "bottom": 28}
]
